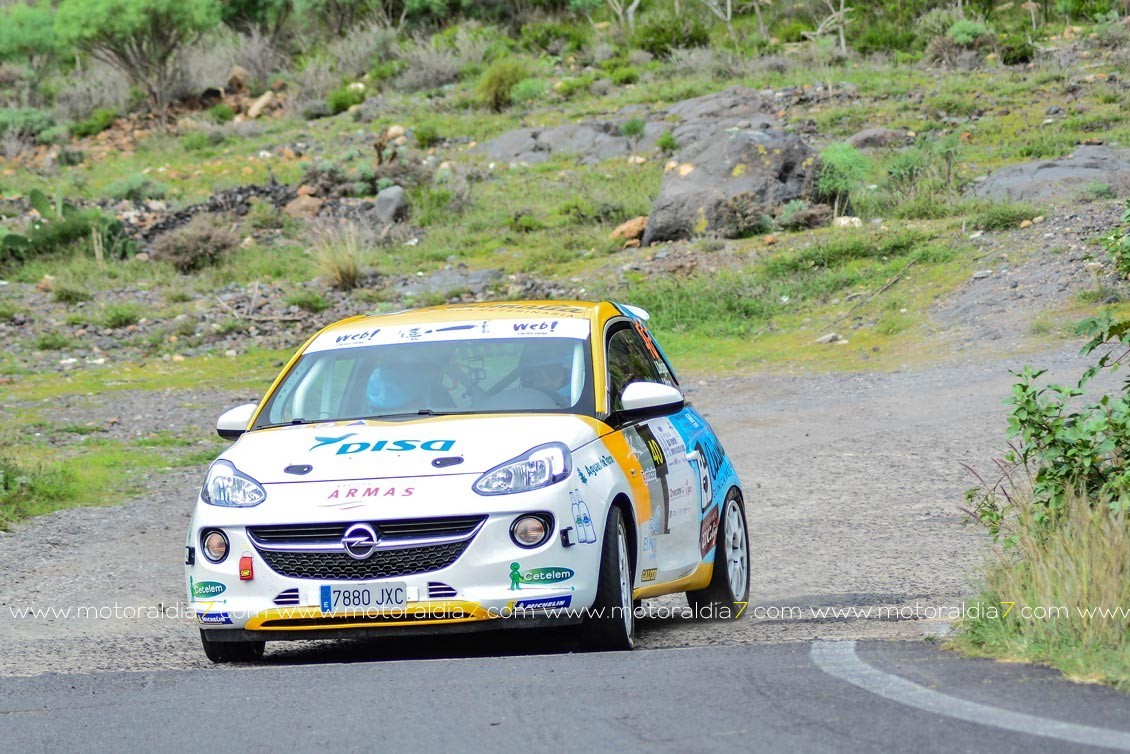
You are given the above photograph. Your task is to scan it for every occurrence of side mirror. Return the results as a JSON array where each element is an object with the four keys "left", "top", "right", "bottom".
[
  {"left": 619, "top": 381, "right": 684, "bottom": 418},
  {"left": 216, "top": 403, "right": 257, "bottom": 440}
]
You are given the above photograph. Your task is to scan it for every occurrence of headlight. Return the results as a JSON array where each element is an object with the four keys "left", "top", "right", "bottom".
[
  {"left": 473, "top": 443, "right": 572, "bottom": 496},
  {"left": 200, "top": 460, "right": 266, "bottom": 507}
]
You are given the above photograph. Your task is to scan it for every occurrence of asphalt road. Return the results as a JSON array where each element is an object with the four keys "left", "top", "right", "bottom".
[{"left": 3, "top": 639, "right": 1128, "bottom": 753}]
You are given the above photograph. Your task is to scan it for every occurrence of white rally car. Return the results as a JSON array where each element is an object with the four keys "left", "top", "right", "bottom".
[{"left": 186, "top": 300, "right": 748, "bottom": 661}]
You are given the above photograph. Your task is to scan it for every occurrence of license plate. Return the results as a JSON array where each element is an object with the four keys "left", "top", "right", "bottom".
[{"left": 319, "top": 582, "right": 407, "bottom": 614}]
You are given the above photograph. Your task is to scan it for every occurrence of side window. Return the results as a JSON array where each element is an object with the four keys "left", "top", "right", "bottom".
[{"left": 607, "top": 326, "right": 663, "bottom": 412}]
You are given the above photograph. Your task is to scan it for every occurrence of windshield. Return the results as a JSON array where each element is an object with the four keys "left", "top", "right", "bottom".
[{"left": 255, "top": 335, "right": 594, "bottom": 428}]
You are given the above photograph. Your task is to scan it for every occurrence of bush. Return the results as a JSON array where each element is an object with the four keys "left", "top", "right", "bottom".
[
  {"left": 53, "top": 286, "right": 92, "bottom": 304},
  {"left": 151, "top": 214, "right": 239, "bottom": 272},
  {"left": 309, "top": 222, "right": 372, "bottom": 291},
  {"left": 0, "top": 2, "right": 60, "bottom": 65},
  {"left": 70, "top": 107, "right": 117, "bottom": 138},
  {"left": 393, "top": 43, "right": 462, "bottom": 92},
  {"left": 717, "top": 193, "right": 773, "bottom": 239},
  {"left": 327, "top": 84, "right": 365, "bottom": 115},
  {"left": 414, "top": 123, "right": 441, "bottom": 149},
  {"left": 969, "top": 202, "right": 1039, "bottom": 231},
  {"left": 555, "top": 74, "right": 593, "bottom": 99},
  {"left": 102, "top": 303, "right": 142, "bottom": 328},
  {"left": 1101, "top": 200, "right": 1130, "bottom": 276},
  {"left": 0, "top": 107, "right": 53, "bottom": 139},
  {"left": 182, "top": 129, "right": 227, "bottom": 152},
  {"left": 519, "top": 21, "right": 589, "bottom": 55},
  {"left": 632, "top": 13, "right": 709, "bottom": 58},
  {"left": 34, "top": 332, "right": 71, "bottom": 351},
  {"left": 107, "top": 174, "right": 170, "bottom": 202},
  {"left": 947, "top": 19, "right": 993, "bottom": 47},
  {"left": 476, "top": 58, "right": 527, "bottom": 112},
  {"left": 816, "top": 143, "right": 870, "bottom": 217},
  {"left": 609, "top": 66, "right": 639, "bottom": 85},
  {"left": 56, "top": 0, "right": 223, "bottom": 116},
  {"left": 286, "top": 290, "right": 330, "bottom": 313},
  {"left": 510, "top": 77, "right": 547, "bottom": 104},
  {"left": 208, "top": 103, "right": 235, "bottom": 123},
  {"left": 656, "top": 130, "right": 678, "bottom": 154}
]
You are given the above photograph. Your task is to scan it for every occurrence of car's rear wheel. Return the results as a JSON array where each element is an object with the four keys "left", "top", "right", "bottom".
[
  {"left": 199, "top": 630, "right": 265, "bottom": 663},
  {"left": 580, "top": 506, "right": 635, "bottom": 651},
  {"left": 687, "top": 490, "right": 750, "bottom": 616}
]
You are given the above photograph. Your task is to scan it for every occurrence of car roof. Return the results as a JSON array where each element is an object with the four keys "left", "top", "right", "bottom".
[{"left": 300, "top": 300, "right": 636, "bottom": 354}]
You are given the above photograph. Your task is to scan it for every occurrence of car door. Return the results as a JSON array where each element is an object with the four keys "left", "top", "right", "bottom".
[{"left": 604, "top": 321, "right": 702, "bottom": 582}]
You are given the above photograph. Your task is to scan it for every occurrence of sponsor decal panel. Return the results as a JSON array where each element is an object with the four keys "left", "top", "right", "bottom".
[
  {"left": 641, "top": 568, "right": 657, "bottom": 583},
  {"left": 326, "top": 486, "right": 414, "bottom": 500},
  {"left": 569, "top": 489, "right": 597, "bottom": 544},
  {"left": 309, "top": 434, "right": 455, "bottom": 455},
  {"left": 311, "top": 316, "right": 589, "bottom": 351},
  {"left": 191, "top": 580, "right": 227, "bottom": 600},
  {"left": 513, "top": 595, "right": 573, "bottom": 610},
  {"left": 577, "top": 454, "right": 615, "bottom": 485},
  {"left": 700, "top": 506, "right": 720, "bottom": 558},
  {"left": 508, "top": 563, "right": 575, "bottom": 590},
  {"left": 197, "top": 612, "right": 233, "bottom": 625}
]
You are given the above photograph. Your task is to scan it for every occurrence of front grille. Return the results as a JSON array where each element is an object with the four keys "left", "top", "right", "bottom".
[
  {"left": 273, "top": 588, "right": 301, "bottom": 606},
  {"left": 428, "top": 581, "right": 458, "bottom": 598},
  {"left": 248, "top": 516, "right": 486, "bottom": 547},
  {"left": 256, "top": 541, "right": 470, "bottom": 580}
]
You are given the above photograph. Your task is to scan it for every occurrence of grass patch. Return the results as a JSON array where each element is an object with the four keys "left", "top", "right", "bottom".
[{"left": 953, "top": 491, "right": 1130, "bottom": 689}]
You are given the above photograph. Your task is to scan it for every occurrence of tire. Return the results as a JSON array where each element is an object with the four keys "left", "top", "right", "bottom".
[
  {"left": 200, "top": 630, "right": 265, "bottom": 663},
  {"left": 687, "top": 490, "right": 750, "bottom": 617},
  {"left": 580, "top": 506, "right": 635, "bottom": 651}
]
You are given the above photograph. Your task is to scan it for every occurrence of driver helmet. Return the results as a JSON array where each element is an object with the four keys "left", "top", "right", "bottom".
[
  {"left": 519, "top": 340, "right": 573, "bottom": 403},
  {"left": 367, "top": 359, "right": 425, "bottom": 412}
]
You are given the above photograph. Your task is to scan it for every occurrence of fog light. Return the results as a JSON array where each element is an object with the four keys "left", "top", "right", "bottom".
[
  {"left": 510, "top": 514, "right": 553, "bottom": 549},
  {"left": 201, "top": 529, "right": 229, "bottom": 563}
]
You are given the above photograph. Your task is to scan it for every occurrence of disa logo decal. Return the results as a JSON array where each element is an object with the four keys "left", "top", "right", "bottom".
[{"left": 309, "top": 433, "right": 455, "bottom": 454}]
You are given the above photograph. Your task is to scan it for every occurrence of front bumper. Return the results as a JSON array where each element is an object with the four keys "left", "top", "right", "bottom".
[{"left": 186, "top": 495, "right": 602, "bottom": 638}]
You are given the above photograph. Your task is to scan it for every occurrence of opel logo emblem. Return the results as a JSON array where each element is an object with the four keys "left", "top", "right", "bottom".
[{"left": 341, "top": 523, "right": 379, "bottom": 560}]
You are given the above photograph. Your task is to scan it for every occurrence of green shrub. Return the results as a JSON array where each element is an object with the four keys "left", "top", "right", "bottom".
[
  {"left": 37, "top": 125, "right": 72, "bottom": 145},
  {"left": 1101, "top": 200, "right": 1130, "bottom": 276},
  {"left": 208, "top": 102, "right": 235, "bottom": 123},
  {"left": 151, "top": 214, "right": 239, "bottom": 272},
  {"left": 107, "top": 174, "right": 169, "bottom": 202},
  {"left": 34, "top": 332, "right": 71, "bottom": 351},
  {"left": 609, "top": 66, "right": 639, "bottom": 86},
  {"left": 773, "top": 19, "right": 812, "bottom": 44},
  {"left": 555, "top": 75, "right": 593, "bottom": 100},
  {"left": 476, "top": 58, "right": 527, "bottom": 112},
  {"left": 852, "top": 20, "right": 918, "bottom": 54},
  {"left": 632, "top": 13, "right": 709, "bottom": 58},
  {"left": 519, "top": 21, "right": 589, "bottom": 55},
  {"left": 415, "top": 123, "right": 441, "bottom": 149},
  {"left": 71, "top": 107, "right": 117, "bottom": 138},
  {"left": 0, "top": 2, "right": 61, "bottom": 64},
  {"left": 816, "top": 143, "right": 870, "bottom": 216},
  {"left": 0, "top": 107, "right": 53, "bottom": 139},
  {"left": 327, "top": 84, "right": 365, "bottom": 115},
  {"left": 182, "top": 129, "right": 226, "bottom": 152},
  {"left": 57, "top": 148, "right": 85, "bottom": 166},
  {"left": 102, "top": 303, "right": 142, "bottom": 328},
  {"left": 656, "top": 130, "right": 678, "bottom": 154},
  {"left": 53, "top": 286, "right": 92, "bottom": 304},
  {"left": 947, "top": 18, "right": 993, "bottom": 47},
  {"left": 286, "top": 290, "right": 331, "bottom": 313},
  {"left": 999, "top": 36, "right": 1035, "bottom": 66},
  {"left": 510, "top": 77, "right": 547, "bottom": 104},
  {"left": 969, "top": 202, "right": 1039, "bottom": 231}
]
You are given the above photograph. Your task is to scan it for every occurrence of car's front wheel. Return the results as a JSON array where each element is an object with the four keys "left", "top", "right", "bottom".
[
  {"left": 199, "top": 630, "right": 265, "bottom": 663},
  {"left": 580, "top": 505, "right": 635, "bottom": 651},
  {"left": 687, "top": 489, "right": 750, "bottom": 617}
]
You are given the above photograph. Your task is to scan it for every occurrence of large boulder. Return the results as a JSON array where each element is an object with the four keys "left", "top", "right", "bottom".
[
  {"left": 971, "top": 145, "right": 1130, "bottom": 203},
  {"left": 375, "top": 185, "right": 409, "bottom": 224},
  {"left": 641, "top": 87, "right": 815, "bottom": 246}
]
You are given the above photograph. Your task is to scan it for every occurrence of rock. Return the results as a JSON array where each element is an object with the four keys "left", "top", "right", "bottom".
[
  {"left": 296, "top": 184, "right": 318, "bottom": 197},
  {"left": 610, "top": 216, "right": 648, "bottom": 241},
  {"left": 782, "top": 203, "right": 833, "bottom": 230},
  {"left": 833, "top": 216, "right": 863, "bottom": 227},
  {"left": 971, "top": 145, "right": 1130, "bottom": 203},
  {"left": 847, "top": 128, "right": 906, "bottom": 149},
  {"left": 375, "top": 186, "right": 408, "bottom": 224},
  {"left": 763, "top": 235, "right": 779, "bottom": 245},
  {"left": 386, "top": 125, "right": 405, "bottom": 139},
  {"left": 972, "top": 270, "right": 992, "bottom": 280},
  {"left": 36, "top": 274, "right": 55, "bottom": 292},
  {"left": 641, "top": 91, "right": 813, "bottom": 246},
  {"left": 284, "top": 195, "right": 324, "bottom": 219},
  {"left": 227, "top": 66, "right": 250, "bottom": 92},
  {"left": 816, "top": 333, "right": 842, "bottom": 344},
  {"left": 1019, "top": 219, "right": 1033, "bottom": 228},
  {"left": 246, "top": 91, "right": 275, "bottom": 120}
]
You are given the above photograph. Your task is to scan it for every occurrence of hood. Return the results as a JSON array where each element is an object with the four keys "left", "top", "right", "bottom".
[{"left": 220, "top": 414, "right": 604, "bottom": 485}]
